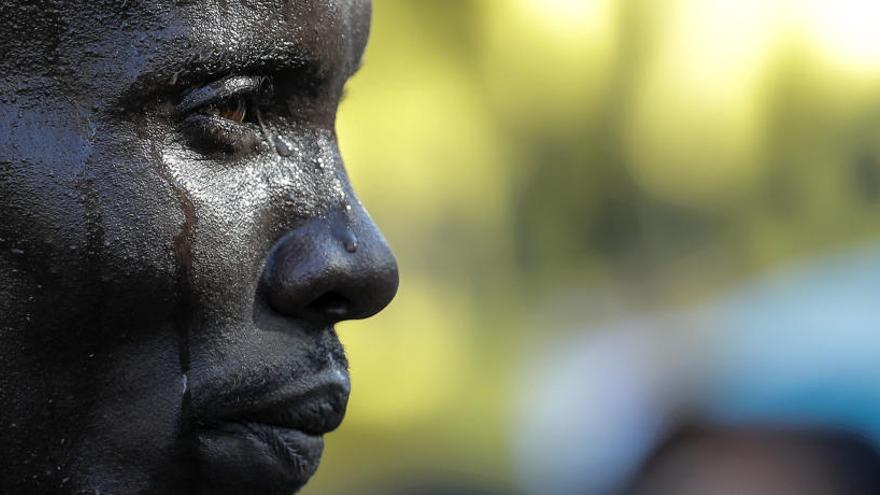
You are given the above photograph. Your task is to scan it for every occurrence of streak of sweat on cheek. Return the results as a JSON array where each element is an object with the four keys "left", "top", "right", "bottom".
[{"left": 153, "top": 142, "right": 200, "bottom": 490}]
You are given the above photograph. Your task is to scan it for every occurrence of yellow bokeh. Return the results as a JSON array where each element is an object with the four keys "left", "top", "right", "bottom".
[
  {"left": 338, "top": 276, "right": 475, "bottom": 427},
  {"left": 306, "top": 2, "right": 880, "bottom": 493},
  {"left": 480, "top": 0, "right": 617, "bottom": 130},
  {"left": 626, "top": 0, "right": 784, "bottom": 203}
]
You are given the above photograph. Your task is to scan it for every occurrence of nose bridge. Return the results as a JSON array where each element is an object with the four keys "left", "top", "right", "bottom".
[{"left": 261, "top": 200, "right": 398, "bottom": 325}]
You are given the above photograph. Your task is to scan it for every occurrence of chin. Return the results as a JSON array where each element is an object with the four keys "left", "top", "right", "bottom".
[{"left": 195, "top": 427, "right": 324, "bottom": 495}]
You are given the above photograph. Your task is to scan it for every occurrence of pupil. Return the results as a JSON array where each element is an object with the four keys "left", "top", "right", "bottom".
[{"left": 217, "top": 96, "right": 246, "bottom": 123}]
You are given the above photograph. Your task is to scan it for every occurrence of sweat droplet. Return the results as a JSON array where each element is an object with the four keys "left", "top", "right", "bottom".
[
  {"left": 274, "top": 137, "right": 292, "bottom": 157},
  {"left": 342, "top": 229, "right": 358, "bottom": 253}
]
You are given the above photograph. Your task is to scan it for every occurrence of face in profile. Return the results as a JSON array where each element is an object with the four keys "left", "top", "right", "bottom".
[{"left": 0, "top": 0, "right": 397, "bottom": 493}]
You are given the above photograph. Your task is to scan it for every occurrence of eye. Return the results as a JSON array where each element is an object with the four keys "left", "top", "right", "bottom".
[
  {"left": 209, "top": 95, "right": 247, "bottom": 124},
  {"left": 178, "top": 75, "right": 269, "bottom": 155}
]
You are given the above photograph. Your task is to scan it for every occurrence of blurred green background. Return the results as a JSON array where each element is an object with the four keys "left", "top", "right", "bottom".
[{"left": 305, "top": 1, "right": 880, "bottom": 493}]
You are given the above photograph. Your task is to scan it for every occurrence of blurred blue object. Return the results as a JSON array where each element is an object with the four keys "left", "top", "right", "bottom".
[
  {"left": 514, "top": 243, "right": 880, "bottom": 495},
  {"left": 698, "top": 243, "right": 880, "bottom": 439}
]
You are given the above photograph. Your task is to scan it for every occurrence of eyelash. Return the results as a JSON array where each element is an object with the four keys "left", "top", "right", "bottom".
[{"left": 178, "top": 76, "right": 273, "bottom": 155}]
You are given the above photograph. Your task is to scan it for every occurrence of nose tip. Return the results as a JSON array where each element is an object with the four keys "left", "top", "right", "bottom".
[{"left": 261, "top": 205, "right": 399, "bottom": 325}]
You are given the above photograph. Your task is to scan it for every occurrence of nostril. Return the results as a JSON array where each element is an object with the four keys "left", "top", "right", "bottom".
[
  {"left": 309, "top": 292, "right": 352, "bottom": 320},
  {"left": 260, "top": 206, "right": 398, "bottom": 325}
]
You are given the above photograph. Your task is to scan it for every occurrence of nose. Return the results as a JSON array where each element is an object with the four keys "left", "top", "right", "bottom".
[{"left": 260, "top": 203, "right": 399, "bottom": 325}]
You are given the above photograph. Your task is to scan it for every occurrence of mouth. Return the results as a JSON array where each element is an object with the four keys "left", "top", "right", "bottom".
[{"left": 193, "top": 369, "right": 350, "bottom": 495}]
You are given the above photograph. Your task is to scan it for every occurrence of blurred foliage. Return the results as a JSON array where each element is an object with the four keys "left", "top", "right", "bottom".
[{"left": 304, "top": 1, "right": 880, "bottom": 493}]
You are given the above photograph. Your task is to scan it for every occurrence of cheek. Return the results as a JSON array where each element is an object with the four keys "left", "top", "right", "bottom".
[
  {"left": 0, "top": 109, "right": 188, "bottom": 477},
  {"left": 87, "top": 146, "right": 187, "bottom": 326},
  {"left": 160, "top": 124, "right": 348, "bottom": 246},
  {"left": 0, "top": 104, "right": 93, "bottom": 335},
  {"left": 0, "top": 105, "right": 184, "bottom": 337},
  {"left": 155, "top": 126, "right": 349, "bottom": 323}
]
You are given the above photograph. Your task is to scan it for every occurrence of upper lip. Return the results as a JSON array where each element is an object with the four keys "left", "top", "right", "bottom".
[{"left": 197, "top": 368, "right": 351, "bottom": 436}]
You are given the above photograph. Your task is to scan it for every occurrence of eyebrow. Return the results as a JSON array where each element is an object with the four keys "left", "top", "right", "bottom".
[
  {"left": 121, "top": 47, "right": 301, "bottom": 101},
  {"left": 116, "top": 36, "right": 358, "bottom": 108}
]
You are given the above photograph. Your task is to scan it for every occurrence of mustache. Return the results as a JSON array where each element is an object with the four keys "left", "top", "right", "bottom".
[{"left": 186, "top": 329, "right": 349, "bottom": 420}]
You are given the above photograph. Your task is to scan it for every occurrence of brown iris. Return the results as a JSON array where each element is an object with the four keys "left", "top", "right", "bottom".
[{"left": 212, "top": 95, "right": 247, "bottom": 124}]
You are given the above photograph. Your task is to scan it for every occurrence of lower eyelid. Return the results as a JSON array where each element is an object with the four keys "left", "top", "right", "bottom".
[{"left": 182, "top": 113, "right": 263, "bottom": 154}]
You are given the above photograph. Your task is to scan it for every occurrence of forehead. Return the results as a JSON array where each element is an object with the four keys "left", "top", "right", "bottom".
[
  {"left": 167, "top": 0, "right": 371, "bottom": 67},
  {"left": 3, "top": 0, "right": 371, "bottom": 96}
]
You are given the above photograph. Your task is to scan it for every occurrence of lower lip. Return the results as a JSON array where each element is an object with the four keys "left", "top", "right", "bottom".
[{"left": 195, "top": 422, "right": 324, "bottom": 495}]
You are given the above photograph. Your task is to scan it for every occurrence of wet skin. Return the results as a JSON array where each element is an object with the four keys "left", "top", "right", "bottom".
[{"left": 0, "top": 0, "right": 397, "bottom": 493}]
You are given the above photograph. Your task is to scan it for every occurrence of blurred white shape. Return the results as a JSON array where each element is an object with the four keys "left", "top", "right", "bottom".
[
  {"left": 801, "top": 0, "right": 880, "bottom": 73},
  {"left": 514, "top": 320, "right": 685, "bottom": 495}
]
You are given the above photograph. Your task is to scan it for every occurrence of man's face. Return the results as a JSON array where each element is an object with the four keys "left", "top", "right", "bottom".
[{"left": 0, "top": 0, "right": 397, "bottom": 493}]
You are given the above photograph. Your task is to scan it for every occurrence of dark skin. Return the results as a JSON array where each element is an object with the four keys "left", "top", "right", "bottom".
[{"left": 0, "top": 0, "right": 397, "bottom": 493}]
